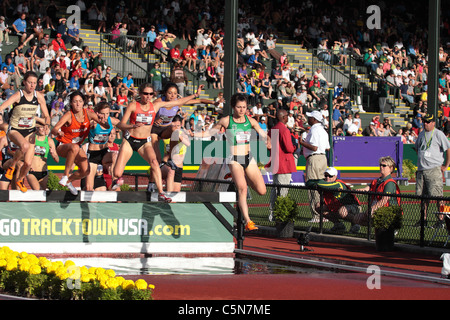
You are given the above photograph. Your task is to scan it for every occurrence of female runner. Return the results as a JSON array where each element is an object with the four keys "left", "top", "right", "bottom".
[
  {"left": 51, "top": 91, "right": 109, "bottom": 195},
  {"left": 151, "top": 82, "right": 217, "bottom": 161},
  {"left": 0, "top": 71, "right": 50, "bottom": 192},
  {"left": 84, "top": 101, "right": 120, "bottom": 191},
  {"left": 112, "top": 83, "right": 204, "bottom": 202},
  {"left": 26, "top": 123, "right": 59, "bottom": 190},
  {"left": 193, "top": 93, "right": 271, "bottom": 231}
]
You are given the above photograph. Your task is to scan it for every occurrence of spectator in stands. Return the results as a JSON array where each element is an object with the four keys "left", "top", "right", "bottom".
[
  {"left": 363, "top": 49, "right": 377, "bottom": 73},
  {"left": 121, "top": 73, "right": 137, "bottom": 97},
  {"left": 0, "top": 65, "right": 10, "bottom": 90},
  {"left": 92, "top": 51, "right": 106, "bottom": 71},
  {"left": 67, "top": 21, "right": 83, "bottom": 47},
  {"left": 56, "top": 18, "right": 71, "bottom": 44},
  {"left": 362, "top": 121, "right": 376, "bottom": 136},
  {"left": 32, "top": 17, "right": 45, "bottom": 43},
  {"left": 0, "top": 16, "right": 12, "bottom": 46},
  {"left": 94, "top": 81, "right": 107, "bottom": 103},
  {"left": 52, "top": 33, "right": 66, "bottom": 52},
  {"left": 146, "top": 25, "right": 157, "bottom": 52},
  {"left": 96, "top": 5, "right": 107, "bottom": 34},
  {"left": 12, "top": 13, "right": 34, "bottom": 46},
  {"left": 400, "top": 79, "right": 415, "bottom": 105},
  {"left": 153, "top": 34, "right": 167, "bottom": 63},
  {"left": 149, "top": 62, "right": 163, "bottom": 94},
  {"left": 181, "top": 43, "right": 194, "bottom": 72},
  {"left": 170, "top": 62, "right": 188, "bottom": 96},
  {"left": 170, "top": 43, "right": 184, "bottom": 66}
]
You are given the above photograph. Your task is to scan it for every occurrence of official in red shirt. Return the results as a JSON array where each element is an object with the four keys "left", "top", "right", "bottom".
[{"left": 267, "top": 109, "right": 297, "bottom": 221}]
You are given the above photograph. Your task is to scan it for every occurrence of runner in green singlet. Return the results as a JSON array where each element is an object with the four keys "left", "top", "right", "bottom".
[
  {"left": 193, "top": 93, "right": 271, "bottom": 231},
  {"left": 26, "top": 123, "right": 59, "bottom": 190}
]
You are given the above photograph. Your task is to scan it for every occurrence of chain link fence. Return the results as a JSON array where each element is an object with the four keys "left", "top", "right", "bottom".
[{"left": 120, "top": 173, "right": 450, "bottom": 249}]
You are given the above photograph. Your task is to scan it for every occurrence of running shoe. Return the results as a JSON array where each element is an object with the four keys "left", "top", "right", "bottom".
[
  {"left": 158, "top": 192, "right": 172, "bottom": 203},
  {"left": 111, "top": 178, "right": 123, "bottom": 191},
  {"left": 245, "top": 220, "right": 258, "bottom": 231},
  {"left": 16, "top": 180, "right": 27, "bottom": 193},
  {"left": 5, "top": 166, "right": 14, "bottom": 180},
  {"left": 66, "top": 182, "right": 78, "bottom": 196},
  {"left": 59, "top": 175, "right": 68, "bottom": 186},
  {"left": 147, "top": 182, "right": 156, "bottom": 192}
]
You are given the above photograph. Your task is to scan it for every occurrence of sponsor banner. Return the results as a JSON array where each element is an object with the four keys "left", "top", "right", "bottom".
[
  {"left": 0, "top": 202, "right": 233, "bottom": 243},
  {"left": 262, "top": 171, "right": 305, "bottom": 185}
]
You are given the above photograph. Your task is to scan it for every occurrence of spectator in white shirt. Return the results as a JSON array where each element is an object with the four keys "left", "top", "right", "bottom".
[{"left": 94, "top": 81, "right": 107, "bottom": 103}]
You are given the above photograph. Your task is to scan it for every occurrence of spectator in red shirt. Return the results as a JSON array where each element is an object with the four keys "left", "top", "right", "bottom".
[
  {"left": 188, "top": 44, "right": 198, "bottom": 72},
  {"left": 52, "top": 33, "right": 67, "bottom": 52},
  {"left": 170, "top": 44, "right": 185, "bottom": 67}
]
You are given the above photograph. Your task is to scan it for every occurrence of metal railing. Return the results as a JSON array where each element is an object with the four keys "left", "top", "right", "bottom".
[
  {"left": 120, "top": 173, "right": 450, "bottom": 249},
  {"left": 310, "top": 48, "right": 367, "bottom": 110},
  {"left": 310, "top": 48, "right": 413, "bottom": 113},
  {"left": 248, "top": 182, "right": 450, "bottom": 249}
]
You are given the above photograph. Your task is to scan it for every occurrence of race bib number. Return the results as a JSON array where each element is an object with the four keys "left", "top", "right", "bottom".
[
  {"left": 236, "top": 131, "right": 251, "bottom": 144},
  {"left": 72, "top": 136, "right": 83, "bottom": 144},
  {"left": 18, "top": 117, "right": 33, "bottom": 128},
  {"left": 136, "top": 113, "right": 153, "bottom": 125},
  {"left": 34, "top": 145, "right": 47, "bottom": 156},
  {"left": 93, "top": 133, "right": 108, "bottom": 144}
]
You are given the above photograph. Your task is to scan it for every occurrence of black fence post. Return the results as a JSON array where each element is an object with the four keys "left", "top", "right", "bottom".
[
  {"left": 318, "top": 188, "right": 324, "bottom": 234},
  {"left": 367, "top": 193, "right": 372, "bottom": 241},
  {"left": 235, "top": 183, "right": 244, "bottom": 250},
  {"left": 420, "top": 197, "right": 425, "bottom": 247}
]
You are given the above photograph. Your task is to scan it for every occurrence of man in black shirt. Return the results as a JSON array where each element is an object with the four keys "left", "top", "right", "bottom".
[
  {"left": 110, "top": 73, "right": 122, "bottom": 97},
  {"left": 54, "top": 72, "right": 66, "bottom": 98}
]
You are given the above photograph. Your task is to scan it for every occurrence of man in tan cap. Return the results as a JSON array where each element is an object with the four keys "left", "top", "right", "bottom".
[{"left": 415, "top": 113, "right": 450, "bottom": 228}]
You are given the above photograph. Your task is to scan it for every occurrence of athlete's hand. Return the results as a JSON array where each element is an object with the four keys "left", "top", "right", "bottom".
[{"left": 132, "top": 123, "right": 144, "bottom": 129}]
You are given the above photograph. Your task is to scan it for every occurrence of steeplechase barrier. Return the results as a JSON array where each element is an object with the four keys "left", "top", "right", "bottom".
[{"left": 0, "top": 190, "right": 242, "bottom": 257}]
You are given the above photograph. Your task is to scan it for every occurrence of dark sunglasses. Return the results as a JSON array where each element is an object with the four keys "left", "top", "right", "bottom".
[
  {"left": 423, "top": 120, "right": 431, "bottom": 124},
  {"left": 380, "top": 164, "right": 389, "bottom": 168},
  {"left": 324, "top": 173, "right": 333, "bottom": 178},
  {"left": 141, "top": 92, "right": 155, "bottom": 96}
]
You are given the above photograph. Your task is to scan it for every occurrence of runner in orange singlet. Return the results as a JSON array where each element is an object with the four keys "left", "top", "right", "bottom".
[{"left": 51, "top": 91, "right": 109, "bottom": 195}]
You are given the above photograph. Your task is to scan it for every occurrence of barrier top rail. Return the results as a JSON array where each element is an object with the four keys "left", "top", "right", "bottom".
[{"left": 0, "top": 190, "right": 237, "bottom": 203}]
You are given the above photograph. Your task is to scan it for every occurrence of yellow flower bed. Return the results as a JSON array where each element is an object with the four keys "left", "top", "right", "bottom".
[{"left": 0, "top": 246, "right": 155, "bottom": 300}]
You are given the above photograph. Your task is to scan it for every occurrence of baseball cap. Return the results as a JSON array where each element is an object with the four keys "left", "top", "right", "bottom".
[
  {"left": 423, "top": 113, "right": 435, "bottom": 122},
  {"left": 306, "top": 110, "right": 323, "bottom": 122},
  {"left": 324, "top": 167, "right": 338, "bottom": 177}
]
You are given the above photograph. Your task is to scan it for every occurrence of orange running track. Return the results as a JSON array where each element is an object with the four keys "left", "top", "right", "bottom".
[{"left": 127, "top": 234, "right": 450, "bottom": 300}]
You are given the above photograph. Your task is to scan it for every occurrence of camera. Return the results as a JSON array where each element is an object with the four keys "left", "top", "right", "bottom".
[{"left": 297, "top": 226, "right": 312, "bottom": 252}]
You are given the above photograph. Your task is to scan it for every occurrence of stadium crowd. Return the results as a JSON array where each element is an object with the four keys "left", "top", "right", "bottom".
[{"left": 0, "top": 0, "right": 448, "bottom": 193}]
